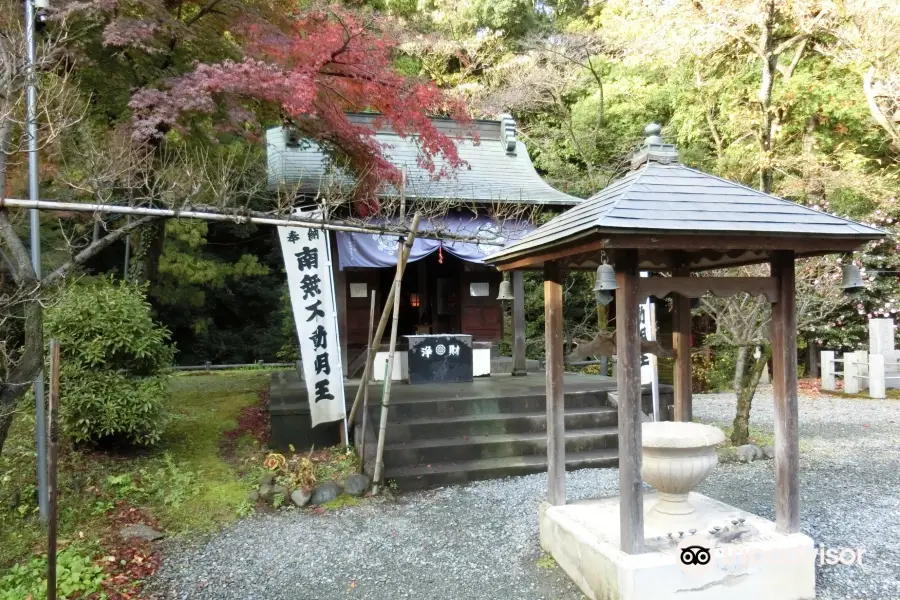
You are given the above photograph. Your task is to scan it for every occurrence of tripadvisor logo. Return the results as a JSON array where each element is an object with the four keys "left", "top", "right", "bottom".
[
  {"left": 677, "top": 537, "right": 716, "bottom": 576},
  {"left": 676, "top": 536, "right": 866, "bottom": 577}
]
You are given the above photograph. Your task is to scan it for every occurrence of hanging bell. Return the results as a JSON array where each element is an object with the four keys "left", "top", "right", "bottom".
[
  {"left": 593, "top": 262, "right": 618, "bottom": 292},
  {"left": 497, "top": 279, "right": 514, "bottom": 301},
  {"left": 841, "top": 264, "right": 865, "bottom": 293}
]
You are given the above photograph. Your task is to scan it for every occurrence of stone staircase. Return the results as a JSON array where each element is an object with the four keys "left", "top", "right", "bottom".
[{"left": 372, "top": 389, "right": 619, "bottom": 490}]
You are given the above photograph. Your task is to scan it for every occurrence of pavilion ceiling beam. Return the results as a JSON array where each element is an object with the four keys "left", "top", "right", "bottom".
[
  {"left": 637, "top": 277, "right": 778, "bottom": 303},
  {"left": 492, "top": 234, "right": 870, "bottom": 272}
]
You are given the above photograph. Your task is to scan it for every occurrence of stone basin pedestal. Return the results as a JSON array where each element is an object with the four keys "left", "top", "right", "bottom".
[
  {"left": 538, "top": 422, "right": 815, "bottom": 600},
  {"left": 640, "top": 421, "right": 725, "bottom": 516}
]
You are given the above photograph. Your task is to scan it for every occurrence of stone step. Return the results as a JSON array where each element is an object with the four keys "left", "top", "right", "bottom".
[
  {"left": 381, "top": 406, "right": 619, "bottom": 442},
  {"left": 374, "top": 390, "right": 609, "bottom": 421},
  {"left": 384, "top": 448, "right": 619, "bottom": 490},
  {"left": 383, "top": 427, "right": 618, "bottom": 467}
]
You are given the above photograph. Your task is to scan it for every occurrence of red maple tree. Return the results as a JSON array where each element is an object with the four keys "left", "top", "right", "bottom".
[{"left": 126, "top": 6, "right": 469, "bottom": 213}]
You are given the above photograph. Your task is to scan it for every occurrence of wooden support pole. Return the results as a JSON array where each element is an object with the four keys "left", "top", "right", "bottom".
[
  {"left": 347, "top": 222, "right": 421, "bottom": 425},
  {"left": 616, "top": 249, "right": 644, "bottom": 554},
  {"left": 372, "top": 213, "right": 421, "bottom": 492},
  {"left": 512, "top": 270, "right": 527, "bottom": 376},
  {"left": 544, "top": 261, "right": 565, "bottom": 506},
  {"left": 770, "top": 250, "right": 800, "bottom": 534},
  {"left": 672, "top": 267, "right": 692, "bottom": 422},
  {"left": 359, "top": 291, "right": 377, "bottom": 473},
  {"left": 47, "top": 338, "right": 60, "bottom": 600}
]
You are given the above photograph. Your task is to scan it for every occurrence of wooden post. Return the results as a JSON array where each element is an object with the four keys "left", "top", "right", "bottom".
[
  {"left": 616, "top": 249, "right": 644, "bottom": 554},
  {"left": 512, "top": 270, "right": 527, "bottom": 376},
  {"left": 544, "top": 261, "right": 565, "bottom": 506},
  {"left": 47, "top": 338, "right": 60, "bottom": 600},
  {"left": 359, "top": 291, "right": 377, "bottom": 473},
  {"left": 372, "top": 213, "right": 421, "bottom": 492},
  {"left": 771, "top": 250, "right": 800, "bottom": 534},
  {"left": 672, "top": 267, "right": 692, "bottom": 422}
]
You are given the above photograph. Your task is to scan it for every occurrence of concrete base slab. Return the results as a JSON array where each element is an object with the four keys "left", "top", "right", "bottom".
[{"left": 540, "top": 492, "right": 815, "bottom": 600}]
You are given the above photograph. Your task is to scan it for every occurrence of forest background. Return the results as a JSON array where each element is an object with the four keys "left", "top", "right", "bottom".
[{"left": 2, "top": 0, "right": 898, "bottom": 373}]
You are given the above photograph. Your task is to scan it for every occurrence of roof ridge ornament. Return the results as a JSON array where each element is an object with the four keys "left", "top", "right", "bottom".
[
  {"left": 500, "top": 113, "right": 517, "bottom": 154},
  {"left": 631, "top": 123, "right": 679, "bottom": 170}
]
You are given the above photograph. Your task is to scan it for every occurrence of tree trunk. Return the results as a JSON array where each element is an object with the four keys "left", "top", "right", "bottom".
[
  {"left": 731, "top": 345, "right": 772, "bottom": 446},
  {"left": 0, "top": 293, "right": 44, "bottom": 455},
  {"left": 733, "top": 345, "right": 749, "bottom": 392},
  {"left": 131, "top": 220, "right": 167, "bottom": 284}
]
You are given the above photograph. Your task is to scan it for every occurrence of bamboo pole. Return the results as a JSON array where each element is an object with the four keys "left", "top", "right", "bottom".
[
  {"left": 372, "top": 213, "right": 421, "bottom": 493},
  {"left": 47, "top": 338, "right": 60, "bottom": 600},
  {"left": 0, "top": 198, "right": 499, "bottom": 246},
  {"left": 358, "top": 290, "right": 377, "bottom": 474},
  {"left": 346, "top": 229, "right": 419, "bottom": 425}
]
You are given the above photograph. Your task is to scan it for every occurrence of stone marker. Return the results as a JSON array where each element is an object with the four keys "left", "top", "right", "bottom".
[
  {"left": 343, "top": 474, "right": 371, "bottom": 497},
  {"left": 310, "top": 481, "right": 343, "bottom": 505}
]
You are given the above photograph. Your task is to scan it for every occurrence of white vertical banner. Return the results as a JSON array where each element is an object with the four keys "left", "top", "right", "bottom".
[
  {"left": 278, "top": 210, "right": 346, "bottom": 428},
  {"left": 639, "top": 272, "right": 660, "bottom": 421}
]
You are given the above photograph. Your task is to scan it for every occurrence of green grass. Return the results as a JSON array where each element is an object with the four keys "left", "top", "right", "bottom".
[
  {"left": 0, "top": 369, "right": 278, "bottom": 570},
  {"left": 320, "top": 494, "right": 360, "bottom": 511},
  {"left": 536, "top": 553, "right": 558, "bottom": 570}
]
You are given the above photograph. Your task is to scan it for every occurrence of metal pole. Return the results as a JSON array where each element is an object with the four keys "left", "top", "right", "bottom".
[{"left": 25, "top": 0, "right": 49, "bottom": 524}]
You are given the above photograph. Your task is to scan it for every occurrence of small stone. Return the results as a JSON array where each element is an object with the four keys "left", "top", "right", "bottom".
[
  {"left": 761, "top": 444, "right": 775, "bottom": 459},
  {"left": 259, "top": 472, "right": 275, "bottom": 486},
  {"left": 272, "top": 485, "right": 289, "bottom": 502},
  {"left": 310, "top": 481, "right": 343, "bottom": 505},
  {"left": 247, "top": 490, "right": 260, "bottom": 502},
  {"left": 120, "top": 523, "right": 165, "bottom": 542},
  {"left": 290, "top": 488, "right": 312, "bottom": 507},
  {"left": 737, "top": 444, "right": 763, "bottom": 463},
  {"left": 343, "top": 474, "right": 371, "bottom": 497},
  {"left": 258, "top": 483, "right": 275, "bottom": 503}
]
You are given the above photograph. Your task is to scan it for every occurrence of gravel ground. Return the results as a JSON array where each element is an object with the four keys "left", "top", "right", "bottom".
[{"left": 150, "top": 389, "right": 900, "bottom": 600}]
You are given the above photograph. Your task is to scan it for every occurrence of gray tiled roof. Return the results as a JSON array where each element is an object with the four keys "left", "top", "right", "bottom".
[
  {"left": 265, "top": 114, "right": 582, "bottom": 206},
  {"left": 487, "top": 162, "right": 884, "bottom": 261}
]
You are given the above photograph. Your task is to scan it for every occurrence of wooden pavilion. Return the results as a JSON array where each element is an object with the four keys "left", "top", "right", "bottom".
[{"left": 487, "top": 124, "right": 884, "bottom": 560}]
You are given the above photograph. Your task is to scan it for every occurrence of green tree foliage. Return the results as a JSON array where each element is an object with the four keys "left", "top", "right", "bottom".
[{"left": 44, "top": 277, "right": 175, "bottom": 446}]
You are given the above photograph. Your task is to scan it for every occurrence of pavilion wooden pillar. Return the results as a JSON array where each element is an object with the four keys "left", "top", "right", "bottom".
[
  {"left": 771, "top": 250, "right": 800, "bottom": 534},
  {"left": 672, "top": 267, "right": 692, "bottom": 422},
  {"left": 544, "top": 261, "right": 566, "bottom": 506},
  {"left": 512, "top": 271, "right": 527, "bottom": 376},
  {"left": 615, "top": 249, "right": 644, "bottom": 553}
]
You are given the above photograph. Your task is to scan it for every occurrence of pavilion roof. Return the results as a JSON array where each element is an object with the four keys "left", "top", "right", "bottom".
[
  {"left": 487, "top": 127, "right": 885, "bottom": 272},
  {"left": 265, "top": 113, "right": 582, "bottom": 206}
]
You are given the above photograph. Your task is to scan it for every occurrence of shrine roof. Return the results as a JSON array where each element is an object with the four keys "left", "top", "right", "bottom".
[{"left": 265, "top": 113, "right": 582, "bottom": 206}]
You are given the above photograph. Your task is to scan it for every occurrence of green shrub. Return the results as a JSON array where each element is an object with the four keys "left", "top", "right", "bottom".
[
  {"left": 0, "top": 546, "right": 105, "bottom": 600},
  {"left": 45, "top": 277, "right": 175, "bottom": 446}
]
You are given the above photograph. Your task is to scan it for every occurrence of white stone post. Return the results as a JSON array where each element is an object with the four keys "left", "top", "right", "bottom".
[
  {"left": 821, "top": 351, "right": 835, "bottom": 391},
  {"left": 845, "top": 351, "right": 861, "bottom": 394},
  {"left": 869, "top": 354, "right": 886, "bottom": 399},
  {"left": 869, "top": 318, "right": 896, "bottom": 356}
]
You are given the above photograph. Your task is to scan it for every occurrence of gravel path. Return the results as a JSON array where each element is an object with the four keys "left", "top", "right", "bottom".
[{"left": 150, "top": 389, "right": 900, "bottom": 600}]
